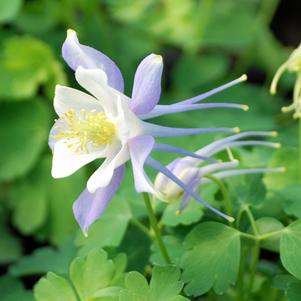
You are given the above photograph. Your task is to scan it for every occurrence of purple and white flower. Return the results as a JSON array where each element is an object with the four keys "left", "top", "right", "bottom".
[
  {"left": 154, "top": 131, "right": 284, "bottom": 212},
  {"left": 50, "top": 29, "right": 251, "bottom": 234}
]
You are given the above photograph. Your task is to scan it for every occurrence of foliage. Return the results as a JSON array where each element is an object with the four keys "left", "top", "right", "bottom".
[{"left": 0, "top": 0, "right": 300, "bottom": 301}]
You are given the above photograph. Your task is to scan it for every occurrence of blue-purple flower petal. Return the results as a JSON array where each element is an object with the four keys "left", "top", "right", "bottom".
[
  {"left": 153, "top": 143, "right": 217, "bottom": 163},
  {"left": 72, "top": 164, "right": 125, "bottom": 235},
  {"left": 62, "top": 30, "right": 124, "bottom": 92},
  {"left": 143, "top": 122, "right": 238, "bottom": 137},
  {"left": 140, "top": 102, "right": 248, "bottom": 120},
  {"left": 128, "top": 135, "right": 156, "bottom": 194},
  {"left": 176, "top": 75, "right": 247, "bottom": 105},
  {"left": 130, "top": 54, "right": 163, "bottom": 115}
]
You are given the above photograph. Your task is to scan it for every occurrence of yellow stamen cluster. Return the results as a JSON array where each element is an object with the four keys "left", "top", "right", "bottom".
[{"left": 54, "top": 109, "right": 116, "bottom": 153}]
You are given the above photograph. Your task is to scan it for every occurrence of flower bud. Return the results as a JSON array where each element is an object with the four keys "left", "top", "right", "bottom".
[{"left": 154, "top": 159, "right": 200, "bottom": 203}]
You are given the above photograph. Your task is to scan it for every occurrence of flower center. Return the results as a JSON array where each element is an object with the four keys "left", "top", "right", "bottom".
[{"left": 54, "top": 109, "right": 116, "bottom": 153}]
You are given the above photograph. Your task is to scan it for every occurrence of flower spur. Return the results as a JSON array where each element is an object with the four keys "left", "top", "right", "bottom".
[
  {"left": 50, "top": 29, "right": 249, "bottom": 234},
  {"left": 153, "top": 131, "right": 284, "bottom": 212}
]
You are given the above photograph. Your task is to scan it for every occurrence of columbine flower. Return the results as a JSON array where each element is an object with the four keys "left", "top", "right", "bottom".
[
  {"left": 154, "top": 131, "right": 284, "bottom": 212},
  {"left": 270, "top": 43, "right": 301, "bottom": 118},
  {"left": 50, "top": 29, "right": 249, "bottom": 234}
]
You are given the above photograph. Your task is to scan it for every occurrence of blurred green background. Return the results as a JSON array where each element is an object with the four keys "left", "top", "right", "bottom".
[{"left": 0, "top": 0, "right": 301, "bottom": 299}]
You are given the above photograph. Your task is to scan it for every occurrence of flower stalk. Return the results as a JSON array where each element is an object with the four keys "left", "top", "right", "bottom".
[
  {"left": 205, "top": 174, "right": 233, "bottom": 217},
  {"left": 143, "top": 193, "right": 171, "bottom": 264}
]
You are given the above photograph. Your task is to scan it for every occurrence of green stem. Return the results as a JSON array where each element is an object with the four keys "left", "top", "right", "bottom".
[
  {"left": 237, "top": 246, "right": 247, "bottom": 301},
  {"left": 236, "top": 207, "right": 245, "bottom": 230},
  {"left": 205, "top": 175, "right": 233, "bottom": 216},
  {"left": 247, "top": 240, "right": 260, "bottom": 297},
  {"left": 258, "top": 229, "right": 284, "bottom": 241},
  {"left": 130, "top": 218, "right": 152, "bottom": 239},
  {"left": 244, "top": 206, "right": 260, "bottom": 299},
  {"left": 143, "top": 193, "right": 171, "bottom": 264},
  {"left": 237, "top": 207, "right": 284, "bottom": 300},
  {"left": 240, "top": 229, "right": 284, "bottom": 242},
  {"left": 244, "top": 206, "right": 259, "bottom": 236},
  {"left": 240, "top": 232, "right": 257, "bottom": 241}
]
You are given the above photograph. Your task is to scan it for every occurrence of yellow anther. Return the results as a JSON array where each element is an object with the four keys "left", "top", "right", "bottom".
[
  {"left": 242, "top": 105, "right": 249, "bottom": 111},
  {"left": 53, "top": 109, "right": 116, "bottom": 153}
]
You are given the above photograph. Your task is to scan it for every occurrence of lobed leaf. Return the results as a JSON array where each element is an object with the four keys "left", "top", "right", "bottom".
[
  {"left": 280, "top": 220, "right": 301, "bottom": 281},
  {"left": 181, "top": 222, "right": 241, "bottom": 296}
]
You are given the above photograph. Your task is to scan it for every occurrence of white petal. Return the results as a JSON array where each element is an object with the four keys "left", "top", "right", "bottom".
[
  {"left": 54, "top": 85, "right": 102, "bottom": 116},
  {"left": 51, "top": 140, "right": 105, "bottom": 178},
  {"left": 115, "top": 97, "right": 144, "bottom": 143},
  {"left": 87, "top": 144, "right": 130, "bottom": 193},
  {"left": 75, "top": 67, "right": 125, "bottom": 117}
]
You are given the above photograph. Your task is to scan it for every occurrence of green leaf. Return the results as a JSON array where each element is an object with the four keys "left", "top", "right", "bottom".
[
  {"left": 3, "top": 291, "right": 34, "bottom": 301},
  {"left": 70, "top": 249, "right": 124, "bottom": 300},
  {"left": 120, "top": 266, "right": 189, "bottom": 301},
  {"left": 10, "top": 161, "right": 49, "bottom": 234},
  {"left": 254, "top": 29, "right": 291, "bottom": 78},
  {"left": 202, "top": 1, "right": 258, "bottom": 49},
  {"left": 150, "top": 236, "right": 184, "bottom": 266},
  {"left": 181, "top": 222, "right": 241, "bottom": 296},
  {"left": 172, "top": 54, "right": 228, "bottom": 93},
  {"left": 0, "top": 276, "right": 33, "bottom": 301},
  {"left": 140, "top": 0, "right": 202, "bottom": 50},
  {"left": 253, "top": 193, "right": 286, "bottom": 221},
  {"left": 10, "top": 155, "right": 86, "bottom": 244},
  {"left": 0, "top": 36, "right": 65, "bottom": 99},
  {"left": 34, "top": 249, "right": 125, "bottom": 301},
  {"left": 120, "top": 272, "right": 148, "bottom": 301},
  {"left": 149, "top": 266, "right": 187, "bottom": 301},
  {"left": 279, "top": 185, "right": 301, "bottom": 219},
  {"left": 264, "top": 147, "right": 298, "bottom": 190},
  {"left": 15, "top": 0, "right": 59, "bottom": 34},
  {"left": 273, "top": 274, "right": 296, "bottom": 291},
  {"left": 161, "top": 199, "right": 204, "bottom": 227},
  {"left": 280, "top": 220, "right": 301, "bottom": 280},
  {"left": 47, "top": 166, "right": 87, "bottom": 245},
  {"left": 9, "top": 238, "right": 76, "bottom": 277},
  {"left": 255, "top": 217, "right": 284, "bottom": 252},
  {"left": 227, "top": 174, "right": 266, "bottom": 207},
  {"left": 106, "top": 0, "right": 153, "bottom": 23},
  {"left": 34, "top": 272, "right": 77, "bottom": 301},
  {"left": 0, "top": 217, "right": 22, "bottom": 263},
  {"left": 0, "top": 0, "right": 22, "bottom": 23},
  {"left": 118, "top": 224, "right": 151, "bottom": 272},
  {"left": 0, "top": 101, "right": 50, "bottom": 181},
  {"left": 287, "top": 281, "right": 301, "bottom": 301},
  {"left": 0, "top": 276, "right": 23, "bottom": 299}
]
